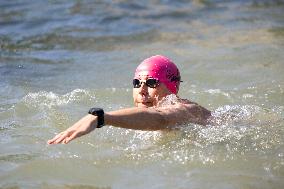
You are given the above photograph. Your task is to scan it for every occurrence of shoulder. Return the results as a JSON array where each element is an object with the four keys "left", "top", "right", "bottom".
[
  {"left": 155, "top": 97, "right": 200, "bottom": 110},
  {"left": 181, "top": 99, "right": 211, "bottom": 114},
  {"left": 154, "top": 98, "right": 200, "bottom": 114},
  {"left": 155, "top": 95, "right": 211, "bottom": 116},
  {"left": 177, "top": 99, "right": 212, "bottom": 124},
  {"left": 152, "top": 98, "right": 211, "bottom": 126}
]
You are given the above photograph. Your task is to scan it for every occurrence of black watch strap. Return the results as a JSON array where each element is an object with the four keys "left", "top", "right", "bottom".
[{"left": 88, "top": 108, "right": 104, "bottom": 128}]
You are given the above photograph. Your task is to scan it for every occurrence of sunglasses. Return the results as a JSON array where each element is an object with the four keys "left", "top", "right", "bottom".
[{"left": 133, "top": 78, "right": 159, "bottom": 88}]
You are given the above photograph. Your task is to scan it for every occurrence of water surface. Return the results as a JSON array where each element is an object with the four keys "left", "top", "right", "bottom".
[{"left": 1, "top": 0, "right": 284, "bottom": 188}]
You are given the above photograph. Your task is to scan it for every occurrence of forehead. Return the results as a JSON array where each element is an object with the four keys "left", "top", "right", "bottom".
[
  {"left": 134, "top": 67, "right": 167, "bottom": 81},
  {"left": 135, "top": 75, "right": 150, "bottom": 80},
  {"left": 134, "top": 71, "right": 156, "bottom": 79},
  {"left": 135, "top": 70, "right": 149, "bottom": 77}
]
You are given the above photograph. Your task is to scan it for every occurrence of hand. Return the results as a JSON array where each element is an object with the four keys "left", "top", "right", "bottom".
[{"left": 47, "top": 114, "right": 98, "bottom": 144}]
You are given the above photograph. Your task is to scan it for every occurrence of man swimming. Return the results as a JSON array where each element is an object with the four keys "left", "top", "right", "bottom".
[{"left": 47, "top": 55, "right": 211, "bottom": 144}]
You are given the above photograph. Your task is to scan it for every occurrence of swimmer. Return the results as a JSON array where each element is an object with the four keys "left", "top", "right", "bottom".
[{"left": 47, "top": 55, "right": 211, "bottom": 144}]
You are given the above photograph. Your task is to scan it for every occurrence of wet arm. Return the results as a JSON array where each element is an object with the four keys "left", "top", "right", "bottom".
[
  {"left": 105, "top": 104, "right": 211, "bottom": 130},
  {"left": 47, "top": 104, "right": 211, "bottom": 144},
  {"left": 105, "top": 107, "right": 169, "bottom": 130}
]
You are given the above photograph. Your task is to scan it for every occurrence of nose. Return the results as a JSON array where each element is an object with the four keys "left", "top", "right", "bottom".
[{"left": 139, "top": 82, "right": 149, "bottom": 95}]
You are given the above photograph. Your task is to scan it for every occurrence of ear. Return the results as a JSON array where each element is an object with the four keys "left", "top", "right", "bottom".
[{"left": 176, "top": 83, "right": 180, "bottom": 94}]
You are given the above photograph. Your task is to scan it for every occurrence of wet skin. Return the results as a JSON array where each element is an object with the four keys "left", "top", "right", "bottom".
[{"left": 133, "top": 75, "right": 173, "bottom": 108}]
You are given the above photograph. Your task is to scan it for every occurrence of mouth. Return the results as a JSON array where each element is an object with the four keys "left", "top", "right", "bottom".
[
  {"left": 140, "top": 98, "right": 152, "bottom": 104},
  {"left": 141, "top": 101, "right": 152, "bottom": 105},
  {"left": 137, "top": 100, "right": 153, "bottom": 107},
  {"left": 136, "top": 95, "right": 153, "bottom": 107}
]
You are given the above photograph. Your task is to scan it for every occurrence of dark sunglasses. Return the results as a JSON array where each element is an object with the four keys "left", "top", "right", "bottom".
[{"left": 133, "top": 78, "right": 159, "bottom": 88}]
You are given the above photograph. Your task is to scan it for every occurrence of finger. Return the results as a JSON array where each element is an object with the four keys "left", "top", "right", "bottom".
[
  {"left": 47, "top": 132, "right": 64, "bottom": 144},
  {"left": 65, "top": 131, "right": 82, "bottom": 144},
  {"left": 47, "top": 139, "right": 55, "bottom": 145},
  {"left": 62, "top": 138, "right": 68, "bottom": 144},
  {"left": 54, "top": 132, "right": 70, "bottom": 144}
]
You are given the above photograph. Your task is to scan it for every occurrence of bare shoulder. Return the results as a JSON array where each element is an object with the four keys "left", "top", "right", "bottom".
[
  {"left": 178, "top": 99, "right": 211, "bottom": 125},
  {"left": 154, "top": 98, "right": 211, "bottom": 126},
  {"left": 180, "top": 98, "right": 210, "bottom": 113}
]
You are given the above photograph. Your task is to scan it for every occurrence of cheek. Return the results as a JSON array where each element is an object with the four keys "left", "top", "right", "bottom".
[
  {"left": 133, "top": 89, "right": 138, "bottom": 98},
  {"left": 148, "top": 88, "right": 159, "bottom": 98},
  {"left": 150, "top": 85, "right": 170, "bottom": 100}
]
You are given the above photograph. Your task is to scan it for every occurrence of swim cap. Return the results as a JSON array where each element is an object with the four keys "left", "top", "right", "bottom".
[{"left": 134, "top": 55, "right": 181, "bottom": 94}]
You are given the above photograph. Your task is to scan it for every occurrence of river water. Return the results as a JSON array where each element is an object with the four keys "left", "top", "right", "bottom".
[{"left": 1, "top": 0, "right": 284, "bottom": 188}]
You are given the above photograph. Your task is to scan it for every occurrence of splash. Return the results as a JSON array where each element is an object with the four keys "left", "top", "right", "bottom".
[
  {"left": 22, "top": 89, "right": 96, "bottom": 109},
  {"left": 156, "top": 94, "right": 180, "bottom": 107},
  {"left": 120, "top": 104, "right": 284, "bottom": 166}
]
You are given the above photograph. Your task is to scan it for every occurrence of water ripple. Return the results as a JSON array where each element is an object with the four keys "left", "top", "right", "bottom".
[{"left": 22, "top": 89, "right": 96, "bottom": 109}]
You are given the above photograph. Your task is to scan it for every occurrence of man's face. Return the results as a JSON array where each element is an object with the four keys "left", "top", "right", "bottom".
[{"left": 133, "top": 75, "right": 171, "bottom": 108}]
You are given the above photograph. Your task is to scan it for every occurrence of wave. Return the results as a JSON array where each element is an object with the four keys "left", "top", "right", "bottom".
[
  {"left": 3, "top": 89, "right": 284, "bottom": 169},
  {"left": 22, "top": 89, "right": 96, "bottom": 109},
  {"left": 111, "top": 104, "right": 284, "bottom": 166}
]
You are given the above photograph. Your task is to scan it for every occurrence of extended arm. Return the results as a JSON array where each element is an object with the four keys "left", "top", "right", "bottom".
[
  {"left": 105, "top": 104, "right": 210, "bottom": 130},
  {"left": 47, "top": 103, "right": 211, "bottom": 144}
]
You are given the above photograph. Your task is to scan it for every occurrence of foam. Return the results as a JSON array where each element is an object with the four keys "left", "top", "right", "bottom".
[{"left": 22, "top": 89, "right": 96, "bottom": 109}]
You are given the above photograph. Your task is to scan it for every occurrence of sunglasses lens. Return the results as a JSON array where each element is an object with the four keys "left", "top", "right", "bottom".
[
  {"left": 146, "top": 79, "right": 158, "bottom": 88},
  {"left": 133, "top": 79, "right": 140, "bottom": 88},
  {"left": 133, "top": 79, "right": 159, "bottom": 88}
]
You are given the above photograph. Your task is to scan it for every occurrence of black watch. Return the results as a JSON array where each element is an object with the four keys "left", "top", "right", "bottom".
[{"left": 88, "top": 108, "right": 104, "bottom": 128}]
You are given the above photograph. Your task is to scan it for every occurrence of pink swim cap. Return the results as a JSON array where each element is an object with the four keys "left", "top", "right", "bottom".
[{"left": 134, "top": 55, "right": 181, "bottom": 94}]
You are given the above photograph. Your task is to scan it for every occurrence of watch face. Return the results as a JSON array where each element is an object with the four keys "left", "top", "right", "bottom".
[
  {"left": 89, "top": 108, "right": 104, "bottom": 116},
  {"left": 89, "top": 108, "right": 103, "bottom": 115}
]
